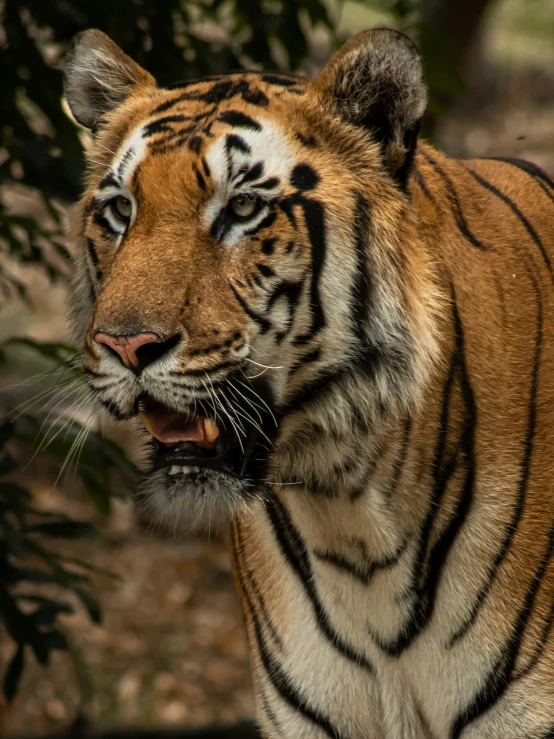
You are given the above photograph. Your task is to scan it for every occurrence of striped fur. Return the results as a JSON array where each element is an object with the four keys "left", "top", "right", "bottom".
[{"left": 65, "top": 28, "right": 554, "bottom": 738}]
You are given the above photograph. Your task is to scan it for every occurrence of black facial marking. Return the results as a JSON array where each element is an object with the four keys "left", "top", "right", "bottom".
[
  {"left": 261, "top": 74, "right": 297, "bottom": 87},
  {"left": 230, "top": 284, "right": 271, "bottom": 334},
  {"left": 295, "top": 132, "right": 317, "bottom": 148},
  {"left": 195, "top": 166, "right": 207, "bottom": 192},
  {"left": 92, "top": 212, "right": 116, "bottom": 235},
  {"left": 117, "top": 148, "right": 135, "bottom": 177},
  {"left": 87, "top": 237, "right": 99, "bottom": 267},
  {"left": 291, "top": 164, "right": 320, "bottom": 191},
  {"left": 244, "top": 211, "right": 277, "bottom": 236},
  {"left": 188, "top": 135, "right": 203, "bottom": 153},
  {"left": 142, "top": 114, "right": 191, "bottom": 138},
  {"left": 99, "top": 172, "right": 120, "bottom": 190},
  {"left": 217, "top": 110, "right": 262, "bottom": 131},
  {"left": 262, "top": 238, "right": 277, "bottom": 255},
  {"left": 226, "top": 133, "right": 251, "bottom": 154},
  {"left": 210, "top": 207, "right": 229, "bottom": 241},
  {"left": 243, "top": 87, "right": 269, "bottom": 106},
  {"left": 256, "top": 263, "right": 274, "bottom": 278},
  {"left": 235, "top": 161, "right": 264, "bottom": 188},
  {"left": 256, "top": 177, "right": 280, "bottom": 190},
  {"left": 280, "top": 192, "right": 326, "bottom": 343}
]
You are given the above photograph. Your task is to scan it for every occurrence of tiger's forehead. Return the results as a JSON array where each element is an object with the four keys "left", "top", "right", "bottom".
[{"left": 100, "top": 71, "right": 309, "bottom": 192}]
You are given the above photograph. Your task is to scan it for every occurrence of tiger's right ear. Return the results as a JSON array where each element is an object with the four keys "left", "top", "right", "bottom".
[
  {"left": 311, "top": 28, "right": 427, "bottom": 187},
  {"left": 63, "top": 29, "right": 156, "bottom": 131}
]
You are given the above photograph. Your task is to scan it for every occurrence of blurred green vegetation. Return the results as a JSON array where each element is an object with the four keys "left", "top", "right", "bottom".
[{"left": 0, "top": 0, "right": 488, "bottom": 704}]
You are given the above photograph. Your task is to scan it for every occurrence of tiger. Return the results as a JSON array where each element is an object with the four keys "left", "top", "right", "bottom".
[{"left": 63, "top": 25, "right": 554, "bottom": 739}]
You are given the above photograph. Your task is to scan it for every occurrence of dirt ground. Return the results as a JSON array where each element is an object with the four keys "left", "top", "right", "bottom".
[{"left": 1, "top": 1, "right": 554, "bottom": 736}]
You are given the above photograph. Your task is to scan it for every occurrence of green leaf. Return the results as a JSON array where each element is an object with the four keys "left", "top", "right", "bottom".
[{"left": 3, "top": 645, "right": 24, "bottom": 702}]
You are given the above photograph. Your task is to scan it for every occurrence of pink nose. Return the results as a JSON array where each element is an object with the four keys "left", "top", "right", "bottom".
[{"left": 94, "top": 332, "right": 162, "bottom": 370}]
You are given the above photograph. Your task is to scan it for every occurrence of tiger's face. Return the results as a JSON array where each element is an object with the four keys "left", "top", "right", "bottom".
[{"left": 65, "top": 29, "right": 437, "bottom": 527}]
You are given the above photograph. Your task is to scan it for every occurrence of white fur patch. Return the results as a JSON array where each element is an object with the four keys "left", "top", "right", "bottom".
[{"left": 203, "top": 120, "right": 296, "bottom": 246}]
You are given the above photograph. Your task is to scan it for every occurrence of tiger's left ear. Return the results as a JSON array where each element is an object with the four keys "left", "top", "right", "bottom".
[
  {"left": 311, "top": 28, "right": 427, "bottom": 187},
  {"left": 64, "top": 29, "right": 156, "bottom": 132}
]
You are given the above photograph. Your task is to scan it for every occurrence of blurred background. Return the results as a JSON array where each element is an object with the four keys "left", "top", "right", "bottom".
[{"left": 0, "top": 0, "right": 553, "bottom": 736}]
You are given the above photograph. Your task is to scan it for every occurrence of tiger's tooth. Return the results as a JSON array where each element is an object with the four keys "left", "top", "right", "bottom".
[
  {"left": 139, "top": 412, "right": 153, "bottom": 435},
  {"left": 168, "top": 465, "right": 180, "bottom": 475},
  {"left": 204, "top": 418, "right": 220, "bottom": 443}
]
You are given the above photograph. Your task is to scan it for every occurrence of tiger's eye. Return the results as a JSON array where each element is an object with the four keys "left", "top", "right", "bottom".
[
  {"left": 112, "top": 196, "right": 132, "bottom": 220},
  {"left": 230, "top": 195, "right": 257, "bottom": 219}
]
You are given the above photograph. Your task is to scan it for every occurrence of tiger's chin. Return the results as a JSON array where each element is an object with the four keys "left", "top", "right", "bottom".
[{"left": 140, "top": 465, "right": 254, "bottom": 533}]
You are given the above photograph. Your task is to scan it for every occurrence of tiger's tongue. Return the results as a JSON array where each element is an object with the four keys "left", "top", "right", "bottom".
[{"left": 143, "top": 412, "right": 207, "bottom": 445}]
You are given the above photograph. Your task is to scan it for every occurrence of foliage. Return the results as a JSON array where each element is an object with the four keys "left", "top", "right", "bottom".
[{"left": 0, "top": 338, "right": 139, "bottom": 700}]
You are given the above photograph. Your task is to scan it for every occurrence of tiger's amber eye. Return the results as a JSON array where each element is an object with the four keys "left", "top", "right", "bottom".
[
  {"left": 230, "top": 195, "right": 257, "bottom": 219},
  {"left": 112, "top": 196, "right": 132, "bottom": 220}
]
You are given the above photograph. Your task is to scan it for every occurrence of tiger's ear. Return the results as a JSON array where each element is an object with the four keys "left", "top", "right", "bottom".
[
  {"left": 311, "top": 28, "right": 427, "bottom": 187},
  {"left": 63, "top": 29, "right": 156, "bottom": 131}
]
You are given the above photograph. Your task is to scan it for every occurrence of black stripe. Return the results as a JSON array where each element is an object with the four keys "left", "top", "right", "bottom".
[
  {"left": 282, "top": 194, "right": 326, "bottom": 344},
  {"left": 313, "top": 538, "right": 407, "bottom": 586},
  {"left": 230, "top": 283, "right": 271, "bottom": 334},
  {"left": 231, "top": 526, "right": 346, "bottom": 739},
  {"left": 449, "top": 264, "right": 540, "bottom": 646},
  {"left": 350, "top": 191, "right": 371, "bottom": 344},
  {"left": 142, "top": 115, "right": 190, "bottom": 138},
  {"left": 225, "top": 133, "right": 251, "bottom": 154},
  {"left": 420, "top": 151, "right": 488, "bottom": 251},
  {"left": 259, "top": 686, "right": 285, "bottom": 737},
  {"left": 98, "top": 172, "right": 120, "bottom": 190},
  {"left": 262, "top": 238, "right": 277, "bottom": 255},
  {"left": 233, "top": 520, "right": 283, "bottom": 649},
  {"left": 387, "top": 417, "right": 412, "bottom": 499},
  {"left": 266, "top": 280, "right": 303, "bottom": 343},
  {"left": 92, "top": 212, "right": 116, "bottom": 235},
  {"left": 218, "top": 110, "right": 262, "bottom": 131},
  {"left": 373, "top": 297, "right": 476, "bottom": 657},
  {"left": 117, "top": 148, "right": 135, "bottom": 177},
  {"left": 86, "top": 238, "right": 99, "bottom": 267},
  {"left": 244, "top": 211, "right": 277, "bottom": 237},
  {"left": 235, "top": 161, "right": 264, "bottom": 188},
  {"left": 265, "top": 496, "right": 375, "bottom": 674},
  {"left": 411, "top": 165, "right": 436, "bottom": 204},
  {"left": 452, "top": 519, "right": 554, "bottom": 738},
  {"left": 256, "top": 263, "right": 274, "bottom": 278},
  {"left": 288, "top": 347, "right": 321, "bottom": 377},
  {"left": 256, "top": 177, "right": 280, "bottom": 190},
  {"left": 194, "top": 166, "right": 206, "bottom": 192},
  {"left": 451, "top": 265, "right": 545, "bottom": 738},
  {"left": 466, "top": 167, "right": 552, "bottom": 278},
  {"left": 485, "top": 157, "right": 554, "bottom": 203},
  {"left": 281, "top": 362, "right": 349, "bottom": 417}
]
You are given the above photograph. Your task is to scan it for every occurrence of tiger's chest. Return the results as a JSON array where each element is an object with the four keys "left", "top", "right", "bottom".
[{"left": 232, "top": 493, "right": 512, "bottom": 739}]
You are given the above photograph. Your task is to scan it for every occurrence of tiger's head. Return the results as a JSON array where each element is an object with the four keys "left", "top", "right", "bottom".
[{"left": 64, "top": 28, "right": 438, "bottom": 528}]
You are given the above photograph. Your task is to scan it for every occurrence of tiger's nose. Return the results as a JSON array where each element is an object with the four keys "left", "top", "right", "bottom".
[{"left": 94, "top": 331, "right": 180, "bottom": 374}]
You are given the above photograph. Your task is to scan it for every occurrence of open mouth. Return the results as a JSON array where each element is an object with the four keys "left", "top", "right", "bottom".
[{"left": 139, "top": 393, "right": 270, "bottom": 481}]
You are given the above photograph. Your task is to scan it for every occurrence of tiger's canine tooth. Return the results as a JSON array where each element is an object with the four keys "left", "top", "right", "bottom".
[
  {"left": 139, "top": 412, "right": 153, "bottom": 435},
  {"left": 204, "top": 418, "right": 220, "bottom": 443},
  {"left": 168, "top": 465, "right": 180, "bottom": 475}
]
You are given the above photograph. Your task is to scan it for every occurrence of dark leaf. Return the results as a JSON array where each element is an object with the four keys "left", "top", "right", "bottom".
[{"left": 3, "top": 645, "right": 24, "bottom": 702}]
